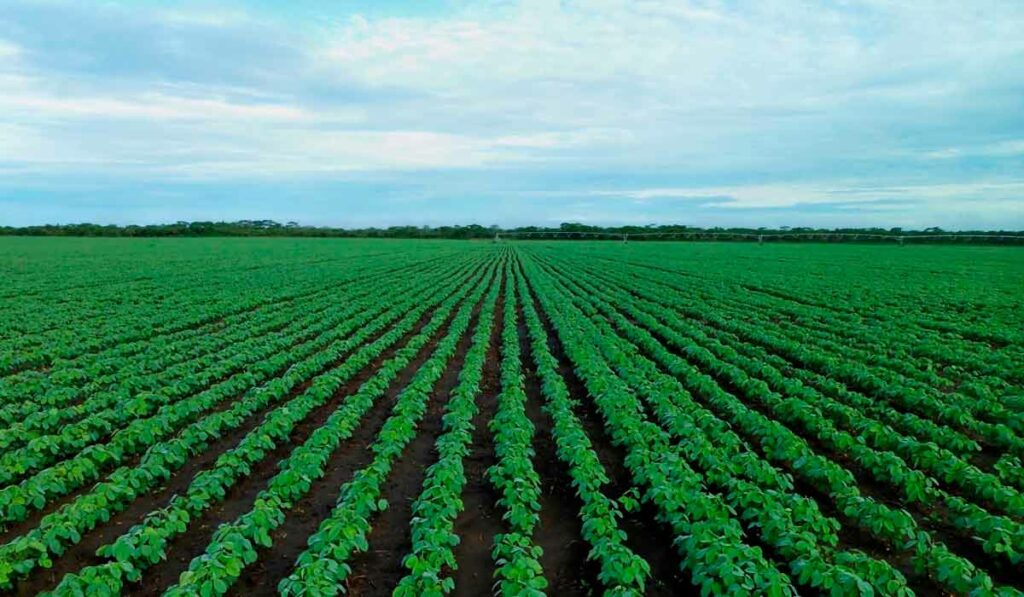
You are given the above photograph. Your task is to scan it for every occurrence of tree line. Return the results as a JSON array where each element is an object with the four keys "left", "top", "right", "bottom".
[{"left": 1, "top": 221, "right": 1021, "bottom": 244}]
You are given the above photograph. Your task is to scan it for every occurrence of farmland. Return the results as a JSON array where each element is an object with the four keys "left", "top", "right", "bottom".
[{"left": 0, "top": 237, "right": 1022, "bottom": 596}]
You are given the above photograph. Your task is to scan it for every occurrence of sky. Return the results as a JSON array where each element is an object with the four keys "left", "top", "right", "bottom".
[{"left": 1, "top": 0, "right": 1023, "bottom": 229}]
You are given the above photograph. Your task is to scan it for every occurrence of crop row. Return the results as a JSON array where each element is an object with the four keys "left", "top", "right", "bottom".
[{"left": 1, "top": 253, "right": 488, "bottom": 590}]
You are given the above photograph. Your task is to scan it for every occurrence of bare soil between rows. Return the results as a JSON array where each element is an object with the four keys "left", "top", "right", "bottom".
[
  {"left": 12, "top": 293, "right": 452, "bottom": 596},
  {"left": 342, "top": 277, "right": 494, "bottom": 596}
]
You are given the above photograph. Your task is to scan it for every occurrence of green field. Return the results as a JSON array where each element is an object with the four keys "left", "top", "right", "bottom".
[{"left": 0, "top": 237, "right": 1022, "bottom": 596}]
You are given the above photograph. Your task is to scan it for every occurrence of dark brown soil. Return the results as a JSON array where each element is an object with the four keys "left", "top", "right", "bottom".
[
  {"left": 450, "top": 284, "right": 506, "bottom": 596},
  {"left": 516, "top": 299, "right": 594, "bottom": 595},
  {"left": 969, "top": 444, "right": 1007, "bottom": 472},
  {"left": 218, "top": 269, "right": 492, "bottom": 597},
  {"left": 594, "top": 276, "right": 1024, "bottom": 592},
  {"left": 12, "top": 260, "right": 487, "bottom": 597},
  {"left": 0, "top": 302, "right": 364, "bottom": 530},
  {"left": 126, "top": 297, "right": 467, "bottom": 597},
  {"left": 14, "top": 300, "right": 443, "bottom": 597},
  {"left": 517, "top": 261, "right": 695, "bottom": 596},
  {"left": 13, "top": 247, "right": 1015, "bottom": 597},
  {"left": 539, "top": 256, "right": 944, "bottom": 593},
  {"left": 342, "top": 284, "right": 491, "bottom": 596}
]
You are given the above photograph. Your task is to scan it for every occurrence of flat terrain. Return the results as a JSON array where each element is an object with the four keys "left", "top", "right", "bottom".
[{"left": 0, "top": 238, "right": 1022, "bottom": 596}]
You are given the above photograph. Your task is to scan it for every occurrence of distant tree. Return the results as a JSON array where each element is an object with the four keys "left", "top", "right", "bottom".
[{"left": 0, "top": 221, "right": 1019, "bottom": 244}]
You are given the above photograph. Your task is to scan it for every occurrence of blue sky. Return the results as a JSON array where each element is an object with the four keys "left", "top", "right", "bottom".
[{"left": 1, "top": 0, "right": 1022, "bottom": 229}]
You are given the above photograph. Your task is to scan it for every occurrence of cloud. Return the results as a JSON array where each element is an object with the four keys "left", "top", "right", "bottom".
[
  {"left": 583, "top": 181, "right": 1024, "bottom": 211},
  {"left": 0, "top": 0, "right": 1022, "bottom": 227},
  {"left": 923, "top": 140, "right": 1024, "bottom": 160},
  {"left": 0, "top": 39, "right": 20, "bottom": 60},
  {"left": 0, "top": 90, "right": 310, "bottom": 122}
]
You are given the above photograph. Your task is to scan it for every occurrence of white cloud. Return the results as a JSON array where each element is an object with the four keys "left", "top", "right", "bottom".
[
  {"left": 0, "top": 123, "right": 617, "bottom": 178},
  {"left": 492, "top": 129, "right": 630, "bottom": 149},
  {"left": 1, "top": 0, "right": 1023, "bottom": 227},
  {"left": 150, "top": 130, "right": 504, "bottom": 176},
  {"left": 319, "top": 1, "right": 1024, "bottom": 114},
  {"left": 583, "top": 181, "right": 1024, "bottom": 212},
  {"left": 302, "top": 0, "right": 1024, "bottom": 182},
  {"left": 16, "top": 93, "right": 304, "bottom": 121},
  {"left": 144, "top": 127, "right": 638, "bottom": 178},
  {"left": 0, "top": 40, "right": 20, "bottom": 60},
  {"left": 924, "top": 140, "right": 1024, "bottom": 160},
  {"left": 0, "top": 86, "right": 310, "bottom": 122}
]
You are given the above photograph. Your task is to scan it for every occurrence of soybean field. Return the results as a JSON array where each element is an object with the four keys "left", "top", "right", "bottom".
[{"left": 1, "top": 237, "right": 1023, "bottom": 597}]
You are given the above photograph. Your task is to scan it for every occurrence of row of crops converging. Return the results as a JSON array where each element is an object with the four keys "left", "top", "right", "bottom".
[{"left": 0, "top": 237, "right": 1021, "bottom": 596}]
